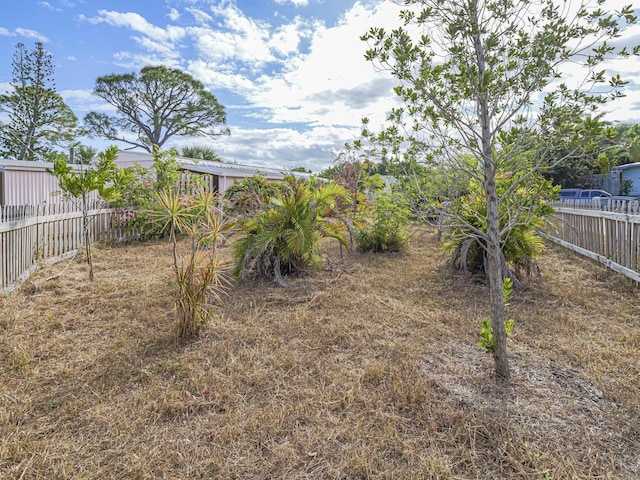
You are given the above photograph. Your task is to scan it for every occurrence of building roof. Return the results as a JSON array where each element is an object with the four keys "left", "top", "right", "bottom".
[
  {"left": 0, "top": 158, "right": 85, "bottom": 172},
  {"left": 612, "top": 162, "right": 640, "bottom": 171},
  {"left": 178, "top": 160, "right": 311, "bottom": 181},
  {"left": 1, "top": 152, "right": 313, "bottom": 180}
]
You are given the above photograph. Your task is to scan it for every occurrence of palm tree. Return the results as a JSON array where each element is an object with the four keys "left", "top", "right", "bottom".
[
  {"left": 180, "top": 145, "right": 221, "bottom": 162},
  {"left": 232, "top": 176, "right": 349, "bottom": 286}
]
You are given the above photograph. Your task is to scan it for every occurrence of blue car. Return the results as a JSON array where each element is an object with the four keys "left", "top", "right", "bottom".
[{"left": 559, "top": 189, "right": 612, "bottom": 201}]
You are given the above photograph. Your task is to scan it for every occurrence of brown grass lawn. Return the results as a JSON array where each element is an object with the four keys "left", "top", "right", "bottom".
[{"left": 1, "top": 228, "right": 640, "bottom": 479}]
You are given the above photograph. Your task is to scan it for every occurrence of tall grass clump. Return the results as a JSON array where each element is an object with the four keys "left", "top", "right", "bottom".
[{"left": 150, "top": 188, "right": 228, "bottom": 338}]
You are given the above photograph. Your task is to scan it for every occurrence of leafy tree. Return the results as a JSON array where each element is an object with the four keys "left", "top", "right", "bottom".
[
  {"left": 84, "top": 66, "right": 228, "bottom": 152},
  {"left": 49, "top": 146, "right": 133, "bottom": 280},
  {"left": 0, "top": 42, "right": 77, "bottom": 161},
  {"left": 361, "top": 0, "right": 637, "bottom": 379},
  {"left": 603, "top": 123, "right": 640, "bottom": 166},
  {"left": 291, "top": 166, "right": 312, "bottom": 173},
  {"left": 384, "top": 155, "right": 474, "bottom": 222},
  {"left": 542, "top": 121, "right": 628, "bottom": 187},
  {"left": 232, "top": 176, "right": 349, "bottom": 287}
]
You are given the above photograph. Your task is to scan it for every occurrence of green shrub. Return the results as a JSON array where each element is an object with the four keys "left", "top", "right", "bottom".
[
  {"left": 223, "top": 174, "right": 279, "bottom": 218},
  {"left": 355, "top": 193, "right": 410, "bottom": 253},
  {"left": 441, "top": 171, "right": 556, "bottom": 278},
  {"left": 232, "top": 176, "right": 349, "bottom": 286},
  {"left": 112, "top": 149, "right": 208, "bottom": 239},
  {"left": 478, "top": 278, "right": 515, "bottom": 354}
]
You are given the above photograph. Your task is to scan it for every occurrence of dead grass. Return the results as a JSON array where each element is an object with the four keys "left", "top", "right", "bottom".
[{"left": 1, "top": 229, "right": 639, "bottom": 479}]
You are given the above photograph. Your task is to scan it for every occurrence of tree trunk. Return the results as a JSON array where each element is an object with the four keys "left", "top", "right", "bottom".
[
  {"left": 485, "top": 191, "right": 510, "bottom": 379},
  {"left": 472, "top": 0, "right": 510, "bottom": 380},
  {"left": 82, "top": 192, "right": 94, "bottom": 281}
]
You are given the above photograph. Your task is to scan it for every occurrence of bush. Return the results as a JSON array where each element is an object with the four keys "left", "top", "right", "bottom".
[
  {"left": 232, "top": 176, "right": 349, "bottom": 286},
  {"left": 441, "top": 171, "right": 556, "bottom": 279},
  {"left": 150, "top": 188, "right": 228, "bottom": 338},
  {"left": 222, "top": 174, "right": 281, "bottom": 219},
  {"left": 355, "top": 193, "right": 410, "bottom": 253},
  {"left": 112, "top": 149, "right": 209, "bottom": 239}
]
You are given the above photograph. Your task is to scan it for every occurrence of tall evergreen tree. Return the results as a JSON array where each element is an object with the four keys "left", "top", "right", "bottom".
[{"left": 0, "top": 42, "right": 77, "bottom": 161}]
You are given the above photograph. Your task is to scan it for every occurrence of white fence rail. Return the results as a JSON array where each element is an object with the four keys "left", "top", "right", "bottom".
[
  {"left": 0, "top": 172, "right": 218, "bottom": 292},
  {"left": 1, "top": 201, "right": 132, "bottom": 292},
  {"left": 548, "top": 199, "right": 640, "bottom": 282}
]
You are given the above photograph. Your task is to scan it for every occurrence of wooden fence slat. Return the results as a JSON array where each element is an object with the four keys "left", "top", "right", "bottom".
[
  {"left": 1, "top": 206, "right": 134, "bottom": 292},
  {"left": 549, "top": 201, "right": 640, "bottom": 283}
]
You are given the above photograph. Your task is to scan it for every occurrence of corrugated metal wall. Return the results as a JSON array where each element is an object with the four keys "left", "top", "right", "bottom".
[
  {"left": 2, "top": 168, "right": 64, "bottom": 205},
  {"left": 0, "top": 161, "right": 102, "bottom": 207}
]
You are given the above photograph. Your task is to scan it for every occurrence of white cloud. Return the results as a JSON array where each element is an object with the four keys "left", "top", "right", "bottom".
[
  {"left": 187, "top": 25, "right": 274, "bottom": 67},
  {"left": 603, "top": 84, "right": 640, "bottom": 124},
  {"left": 274, "top": 0, "right": 310, "bottom": 6},
  {"left": 268, "top": 17, "right": 307, "bottom": 56},
  {"left": 39, "top": 1, "right": 62, "bottom": 12},
  {"left": 185, "top": 7, "right": 212, "bottom": 25},
  {"left": 70, "top": 1, "right": 404, "bottom": 169},
  {"left": 177, "top": 124, "right": 354, "bottom": 171},
  {"left": 78, "top": 10, "right": 187, "bottom": 68},
  {"left": 242, "top": 1, "right": 401, "bottom": 129},
  {"left": 14, "top": 28, "right": 50, "bottom": 42},
  {"left": 168, "top": 8, "right": 180, "bottom": 22},
  {"left": 58, "top": 88, "right": 115, "bottom": 113},
  {"left": 0, "top": 26, "right": 50, "bottom": 42},
  {"left": 111, "top": 51, "right": 182, "bottom": 71},
  {"left": 81, "top": 10, "right": 185, "bottom": 44},
  {"left": 187, "top": 59, "right": 258, "bottom": 95}
]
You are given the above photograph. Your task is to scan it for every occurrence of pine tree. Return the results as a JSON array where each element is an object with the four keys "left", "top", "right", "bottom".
[{"left": 0, "top": 42, "right": 77, "bottom": 161}]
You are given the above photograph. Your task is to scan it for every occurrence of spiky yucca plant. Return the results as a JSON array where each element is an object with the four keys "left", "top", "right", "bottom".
[
  {"left": 232, "top": 176, "right": 349, "bottom": 287},
  {"left": 150, "top": 188, "right": 228, "bottom": 338}
]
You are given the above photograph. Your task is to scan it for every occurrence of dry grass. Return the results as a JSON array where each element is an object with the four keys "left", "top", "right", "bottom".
[{"left": 1, "top": 228, "right": 639, "bottom": 479}]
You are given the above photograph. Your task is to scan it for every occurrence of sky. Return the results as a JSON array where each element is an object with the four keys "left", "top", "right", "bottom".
[{"left": 1, "top": 0, "right": 640, "bottom": 173}]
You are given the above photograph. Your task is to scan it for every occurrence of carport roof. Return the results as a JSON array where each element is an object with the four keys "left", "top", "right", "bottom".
[
  {"left": 612, "top": 162, "right": 640, "bottom": 171},
  {"left": 178, "top": 161, "right": 311, "bottom": 181}
]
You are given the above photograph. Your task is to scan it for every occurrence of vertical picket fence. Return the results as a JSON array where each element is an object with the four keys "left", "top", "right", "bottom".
[
  {"left": 548, "top": 199, "right": 640, "bottom": 282},
  {"left": 0, "top": 201, "right": 133, "bottom": 292},
  {"left": 0, "top": 172, "right": 218, "bottom": 292}
]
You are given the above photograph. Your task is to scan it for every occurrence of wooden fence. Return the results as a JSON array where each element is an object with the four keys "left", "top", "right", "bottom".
[
  {"left": 0, "top": 172, "right": 221, "bottom": 292},
  {"left": 0, "top": 201, "right": 133, "bottom": 292},
  {"left": 548, "top": 199, "right": 640, "bottom": 282},
  {"left": 4, "top": 193, "right": 639, "bottom": 291}
]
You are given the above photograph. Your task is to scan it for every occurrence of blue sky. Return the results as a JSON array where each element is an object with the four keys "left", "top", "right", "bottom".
[
  {"left": 1, "top": 0, "right": 639, "bottom": 172},
  {"left": 0, "top": 0, "right": 403, "bottom": 172}
]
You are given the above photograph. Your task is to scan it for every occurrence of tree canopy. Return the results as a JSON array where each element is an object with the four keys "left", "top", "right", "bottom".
[
  {"left": 361, "top": 0, "right": 638, "bottom": 379},
  {"left": 83, "top": 66, "right": 228, "bottom": 152},
  {"left": 0, "top": 42, "right": 77, "bottom": 161}
]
